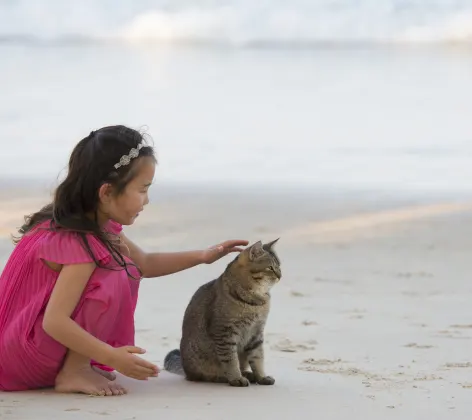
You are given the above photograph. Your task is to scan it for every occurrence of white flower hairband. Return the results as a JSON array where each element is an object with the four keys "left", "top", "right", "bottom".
[{"left": 114, "top": 142, "right": 145, "bottom": 169}]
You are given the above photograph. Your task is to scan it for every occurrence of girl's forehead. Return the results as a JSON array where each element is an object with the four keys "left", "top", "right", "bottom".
[{"left": 134, "top": 159, "right": 155, "bottom": 181}]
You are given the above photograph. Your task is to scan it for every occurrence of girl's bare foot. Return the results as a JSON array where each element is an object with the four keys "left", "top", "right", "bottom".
[
  {"left": 91, "top": 365, "right": 116, "bottom": 381},
  {"left": 55, "top": 350, "right": 127, "bottom": 396}
]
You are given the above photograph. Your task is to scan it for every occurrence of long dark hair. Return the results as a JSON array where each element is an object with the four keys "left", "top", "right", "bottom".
[{"left": 13, "top": 125, "right": 156, "bottom": 279}]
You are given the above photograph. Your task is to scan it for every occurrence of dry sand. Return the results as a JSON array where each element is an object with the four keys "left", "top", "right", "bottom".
[{"left": 1, "top": 183, "right": 472, "bottom": 419}]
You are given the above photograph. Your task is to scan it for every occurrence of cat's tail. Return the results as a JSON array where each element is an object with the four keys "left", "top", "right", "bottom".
[{"left": 164, "top": 349, "right": 185, "bottom": 375}]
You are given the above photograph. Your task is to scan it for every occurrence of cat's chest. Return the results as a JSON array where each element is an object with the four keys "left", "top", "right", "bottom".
[{"left": 235, "top": 316, "right": 264, "bottom": 346}]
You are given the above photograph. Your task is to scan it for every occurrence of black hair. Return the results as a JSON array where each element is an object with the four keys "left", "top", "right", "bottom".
[{"left": 13, "top": 125, "right": 156, "bottom": 279}]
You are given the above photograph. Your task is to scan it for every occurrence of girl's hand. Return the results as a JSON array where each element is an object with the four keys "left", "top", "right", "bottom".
[
  {"left": 201, "top": 239, "right": 249, "bottom": 264},
  {"left": 108, "top": 346, "right": 159, "bottom": 380}
]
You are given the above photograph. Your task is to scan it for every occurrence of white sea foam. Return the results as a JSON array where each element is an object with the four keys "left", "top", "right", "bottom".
[{"left": 1, "top": 0, "right": 472, "bottom": 47}]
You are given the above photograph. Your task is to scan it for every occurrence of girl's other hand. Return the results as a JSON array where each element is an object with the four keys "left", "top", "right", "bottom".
[{"left": 108, "top": 346, "right": 159, "bottom": 380}]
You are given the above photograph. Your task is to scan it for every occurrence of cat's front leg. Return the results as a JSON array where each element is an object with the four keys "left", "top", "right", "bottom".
[
  {"left": 239, "top": 353, "right": 257, "bottom": 383},
  {"left": 216, "top": 344, "right": 249, "bottom": 387},
  {"left": 246, "top": 340, "right": 275, "bottom": 385},
  {"left": 213, "top": 325, "right": 249, "bottom": 387}
]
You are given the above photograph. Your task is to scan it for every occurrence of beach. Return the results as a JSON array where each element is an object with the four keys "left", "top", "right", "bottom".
[
  {"left": 1, "top": 183, "right": 472, "bottom": 419},
  {"left": 2, "top": 1, "right": 472, "bottom": 417}
]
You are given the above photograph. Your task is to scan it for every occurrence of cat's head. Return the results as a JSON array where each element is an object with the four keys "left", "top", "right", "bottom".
[{"left": 226, "top": 238, "right": 281, "bottom": 293}]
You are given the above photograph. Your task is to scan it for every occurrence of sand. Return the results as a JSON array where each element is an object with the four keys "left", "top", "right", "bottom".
[{"left": 1, "top": 183, "right": 472, "bottom": 419}]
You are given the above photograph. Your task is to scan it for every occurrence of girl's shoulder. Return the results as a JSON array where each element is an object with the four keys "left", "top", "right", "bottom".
[{"left": 32, "top": 219, "right": 123, "bottom": 266}]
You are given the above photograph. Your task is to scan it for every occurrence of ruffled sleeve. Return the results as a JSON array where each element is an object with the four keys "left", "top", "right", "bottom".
[{"left": 37, "top": 228, "right": 112, "bottom": 265}]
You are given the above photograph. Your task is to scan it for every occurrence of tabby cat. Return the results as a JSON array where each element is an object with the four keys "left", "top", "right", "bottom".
[{"left": 164, "top": 239, "right": 281, "bottom": 387}]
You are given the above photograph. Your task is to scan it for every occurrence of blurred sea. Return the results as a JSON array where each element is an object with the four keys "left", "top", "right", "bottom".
[{"left": 1, "top": 0, "right": 472, "bottom": 193}]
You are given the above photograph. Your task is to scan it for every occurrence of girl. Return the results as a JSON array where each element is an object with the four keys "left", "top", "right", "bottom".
[{"left": 0, "top": 125, "right": 248, "bottom": 397}]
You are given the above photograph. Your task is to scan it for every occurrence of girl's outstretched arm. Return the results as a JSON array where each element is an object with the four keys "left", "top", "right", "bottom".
[{"left": 119, "top": 233, "right": 248, "bottom": 278}]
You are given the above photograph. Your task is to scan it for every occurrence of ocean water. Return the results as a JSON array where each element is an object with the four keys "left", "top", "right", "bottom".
[{"left": 1, "top": 0, "right": 472, "bottom": 193}]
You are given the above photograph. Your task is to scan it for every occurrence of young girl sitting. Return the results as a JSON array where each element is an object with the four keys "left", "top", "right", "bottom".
[{"left": 0, "top": 125, "right": 248, "bottom": 397}]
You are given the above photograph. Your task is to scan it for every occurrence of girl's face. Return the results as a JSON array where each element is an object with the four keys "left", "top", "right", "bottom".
[{"left": 98, "top": 157, "right": 156, "bottom": 226}]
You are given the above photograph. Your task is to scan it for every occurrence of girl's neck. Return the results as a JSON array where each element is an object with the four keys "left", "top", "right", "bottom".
[{"left": 86, "top": 211, "right": 109, "bottom": 229}]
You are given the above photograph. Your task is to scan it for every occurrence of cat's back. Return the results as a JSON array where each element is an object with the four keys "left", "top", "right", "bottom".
[{"left": 181, "top": 278, "right": 218, "bottom": 334}]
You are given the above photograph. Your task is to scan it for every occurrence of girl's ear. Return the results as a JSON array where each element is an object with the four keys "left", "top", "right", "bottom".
[{"left": 98, "top": 183, "right": 114, "bottom": 202}]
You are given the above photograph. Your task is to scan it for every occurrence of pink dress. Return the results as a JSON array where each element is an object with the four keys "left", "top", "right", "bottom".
[{"left": 0, "top": 219, "right": 141, "bottom": 392}]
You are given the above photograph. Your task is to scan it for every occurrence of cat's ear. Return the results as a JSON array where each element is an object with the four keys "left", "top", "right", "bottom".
[
  {"left": 264, "top": 238, "right": 280, "bottom": 250},
  {"left": 249, "top": 240, "right": 264, "bottom": 261}
]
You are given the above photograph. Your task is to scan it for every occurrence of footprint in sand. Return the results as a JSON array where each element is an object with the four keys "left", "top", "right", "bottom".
[
  {"left": 299, "top": 360, "right": 384, "bottom": 384},
  {"left": 434, "top": 330, "right": 470, "bottom": 339},
  {"left": 404, "top": 342, "right": 434, "bottom": 349},
  {"left": 299, "top": 359, "right": 409, "bottom": 391},
  {"left": 443, "top": 362, "right": 472, "bottom": 369},
  {"left": 396, "top": 271, "right": 433, "bottom": 278},
  {"left": 271, "top": 338, "right": 317, "bottom": 353},
  {"left": 301, "top": 358, "right": 342, "bottom": 366},
  {"left": 414, "top": 374, "right": 443, "bottom": 381}
]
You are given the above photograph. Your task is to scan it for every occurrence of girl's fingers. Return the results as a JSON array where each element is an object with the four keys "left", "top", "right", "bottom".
[
  {"left": 131, "top": 371, "right": 150, "bottom": 380},
  {"left": 223, "top": 247, "right": 244, "bottom": 253},
  {"left": 134, "top": 364, "right": 158, "bottom": 376},
  {"left": 224, "top": 239, "right": 249, "bottom": 248},
  {"left": 133, "top": 355, "right": 159, "bottom": 370}
]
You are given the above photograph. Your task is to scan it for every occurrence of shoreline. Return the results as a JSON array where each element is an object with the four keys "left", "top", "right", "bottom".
[
  {"left": 2, "top": 180, "right": 472, "bottom": 253},
  {"left": 1, "top": 174, "right": 471, "bottom": 198}
]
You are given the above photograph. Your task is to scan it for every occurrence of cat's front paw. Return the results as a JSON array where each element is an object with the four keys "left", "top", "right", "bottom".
[
  {"left": 228, "top": 377, "right": 250, "bottom": 387},
  {"left": 257, "top": 376, "right": 275, "bottom": 385},
  {"left": 242, "top": 371, "right": 257, "bottom": 383}
]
